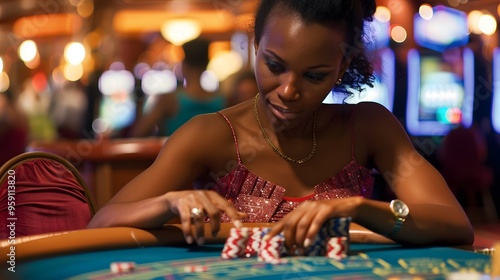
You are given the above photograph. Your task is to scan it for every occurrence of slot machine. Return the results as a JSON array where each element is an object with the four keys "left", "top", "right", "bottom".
[
  {"left": 406, "top": 5, "right": 473, "bottom": 137},
  {"left": 95, "top": 64, "right": 136, "bottom": 137}
]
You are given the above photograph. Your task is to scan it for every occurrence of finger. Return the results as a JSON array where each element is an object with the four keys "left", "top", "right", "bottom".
[
  {"left": 265, "top": 213, "right": 299, "bottom": 253},
  {"left": 303, "top": 218, "right": 324, "bottom": 248},
  {"left": 178, "top": 203, "right": 194, "bottom": 245},
  {"left": 294, "top": 211, "right": 315, "bottom": 249},
  {"left": 237, "top": 211, "right": 248, "bottom": 219},
  {"left": 281, "top": 214, "right": 300, "bottom": 251},
  {"left": 191, "top": 207, "right": 206, "bottom": 245},
  {"left": 197, "top": 192, "right": 221, "bottom": 237},
  {"left": 266, "top": 219, "right": 284, "bottom": 239},
  {"left": 208, "top": 191, "right": 242, "bottom": 228}
]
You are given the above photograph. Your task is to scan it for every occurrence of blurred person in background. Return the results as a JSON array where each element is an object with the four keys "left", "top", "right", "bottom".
[
  {"left": 226, "top": 70, "right": 258, "bottom": 107},
  {"left": 51, "top": 81, "right": 88, "bottom": 139},
  {"left": 130, "top": 38, "right": 226, "bottom": 137},
  {"left": 17, "top": 79, "right": 58, "bottom": 141},
  {"left": 0, "top": 90, "right": 28, "bottom": 166}
]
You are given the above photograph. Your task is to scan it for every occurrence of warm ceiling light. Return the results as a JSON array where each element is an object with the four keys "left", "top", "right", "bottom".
[
  {"left": 375, "top": 6, "right": 391, "bottom": 22},
  {"left": 161, "top": 19, "right": 201, "bottom": 46},
  {"left": 478, "top": 14, "right": 497, "bottom": 35},
  {"left": 64, "top": 42, "right": 86, "bottom": 65},
  {"left": 18, "top": 40, "right": 37, "bottom": 62}
]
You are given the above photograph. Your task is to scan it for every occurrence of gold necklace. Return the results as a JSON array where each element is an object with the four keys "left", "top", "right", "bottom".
[{"left": 253, "top": 93, "right": 317, "bottom": 164}]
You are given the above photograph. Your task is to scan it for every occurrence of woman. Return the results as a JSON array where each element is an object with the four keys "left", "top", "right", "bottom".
[{"left": 89, "top": 0, "right": 473, "bottom": 249}]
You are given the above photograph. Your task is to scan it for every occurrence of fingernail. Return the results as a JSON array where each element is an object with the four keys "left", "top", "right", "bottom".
[
  {"left": 262, "top": 234, "right": 269, "bottom": 241},
  {"left": 304, "top": 238, "right": 311, "bottom": 248},
  {"left": 233, "top": 220, "right": 242, "bottom": 228},
  {"left": 186, "top": 236, "right": 193, "bottom": 244},
  {"left": 197, "top": 237, "right": 205, "bottom": 245}
]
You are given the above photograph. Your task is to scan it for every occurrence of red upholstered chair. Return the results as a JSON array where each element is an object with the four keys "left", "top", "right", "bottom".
[{"left": 0, "top": 152, "right": 95, "bottom": 239}]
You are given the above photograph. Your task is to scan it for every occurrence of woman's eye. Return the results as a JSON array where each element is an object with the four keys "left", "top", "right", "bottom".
[
  {"left": 265, "top": 60, "right": 284, "bottom": 74},
  {"left": 305, "top": 73, "right": 326, "bottom": 82}
]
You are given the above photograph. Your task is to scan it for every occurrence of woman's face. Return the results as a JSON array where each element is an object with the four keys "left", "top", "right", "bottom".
[{"left": 254, "top": 12, "right": 348, "bottom": 127}]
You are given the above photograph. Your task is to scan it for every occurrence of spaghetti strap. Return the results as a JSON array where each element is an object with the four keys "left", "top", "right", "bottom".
[
  {"left": 351, "top": 106, "right": 356, "bottom": 160},
  {"left": 216, "top": 112, "right": 242, "bottom": 164}
]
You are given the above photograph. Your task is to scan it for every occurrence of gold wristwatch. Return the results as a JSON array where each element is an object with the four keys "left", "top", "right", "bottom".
[{"left": 388, "top": 199, "right": 409, "bottom": 239}]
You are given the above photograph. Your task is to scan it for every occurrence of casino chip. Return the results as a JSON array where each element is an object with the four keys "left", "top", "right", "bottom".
[
  {"left": 183, "top": 265, "right": 209, "bottom": 272},
  {"left": 221, "top": 217, "right": 352, "bottom": 262},
  {"left": 110, "top": 262, "right": 136, "bottom": 274}
]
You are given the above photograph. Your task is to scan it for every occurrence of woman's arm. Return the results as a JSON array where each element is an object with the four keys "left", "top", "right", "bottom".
[
  {"left": 361, "top": 102, "right": 473, "bottom": 245},
  {"left": 266, "top": 103, "right": 473, "bottom": 249},
  {"left": 88, "top": 114, "right": 243, "bottom": 243}
]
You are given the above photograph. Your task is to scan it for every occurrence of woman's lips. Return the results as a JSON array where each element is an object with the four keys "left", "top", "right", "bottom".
[{"left": 269, "top": 103, "right": 299, "bottom": 122}]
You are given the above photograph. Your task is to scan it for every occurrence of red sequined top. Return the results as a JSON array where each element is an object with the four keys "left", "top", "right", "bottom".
[{"left": 213, "top": 112, "right": 374, "bottom": 223}]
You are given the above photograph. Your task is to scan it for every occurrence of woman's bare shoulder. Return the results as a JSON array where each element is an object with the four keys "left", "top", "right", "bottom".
[
  {"left": 353, "top": 102, "right": 406, "bottom": 135},
  {"left": 164, "top": 106, "right": 251, "bottom": 165}
]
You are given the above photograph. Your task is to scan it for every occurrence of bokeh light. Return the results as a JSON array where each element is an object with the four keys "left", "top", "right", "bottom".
[
  {"left": 374, "top": 6, "right": 391, "bottom": 23},
  {"left": 478, "top": 14, "right": 497, "bottom": 35},
  {"left": 419, "top": 4, "right": 433, "bottom": 20},
  {"left": 64, "top": 42, "right": 86, "bottom": 65},
  {"left": 390, "top": 25, "right": 407, "bottom": 43},
  {"left": 468, "top": 10, "right": 484, "bottom": 34},
  {"left": 18, "top": 40, "right": 37, "bottom": 62}
]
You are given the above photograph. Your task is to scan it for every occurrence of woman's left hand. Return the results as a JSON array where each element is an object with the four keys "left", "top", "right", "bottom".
[{"left": 265, "top": 197, "right": 360, "bottom": 253}]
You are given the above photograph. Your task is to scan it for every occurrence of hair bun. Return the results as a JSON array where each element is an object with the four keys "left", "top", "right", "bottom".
[{"left": 361, "top": 0, "right": 376, "bottom": 19}]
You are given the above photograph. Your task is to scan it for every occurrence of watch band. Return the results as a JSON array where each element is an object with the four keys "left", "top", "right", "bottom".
[{"left": 388, "top": 217, "right": 405, "bottom": 239}]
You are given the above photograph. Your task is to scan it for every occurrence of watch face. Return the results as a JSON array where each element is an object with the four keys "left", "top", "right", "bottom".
[{"left": 392, "top": 200, "right": 409, "bottom": 217}]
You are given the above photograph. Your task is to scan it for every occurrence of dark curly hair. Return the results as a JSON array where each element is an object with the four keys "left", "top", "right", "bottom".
[{"left": 254, "top": 0, "right": 376, "bottom": 95}]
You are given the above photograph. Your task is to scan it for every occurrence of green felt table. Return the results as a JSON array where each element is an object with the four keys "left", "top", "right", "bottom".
[
  {"left": 12, "top": 243, "right": 491, "bottom": 280},
  {"left": 1, "top": 225, "right": 494, "bottom": 280}
]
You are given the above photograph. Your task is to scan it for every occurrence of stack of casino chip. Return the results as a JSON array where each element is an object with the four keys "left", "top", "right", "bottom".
[
  {"left": 257, "top": 231, "right": 288, "bottom": 264},
  {"left": 221, "top": 227, "right": 250, "bottom": 259},
  {"left": 244, "top": 227, "right": 269, "bottom": 257},
  {"left": 221, "top": 216, "right": 351, "bottom": 262},
  {"left": 305, "top": 217, "right": 351, "bottom": 259}
]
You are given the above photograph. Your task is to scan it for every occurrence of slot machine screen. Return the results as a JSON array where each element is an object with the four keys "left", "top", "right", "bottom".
[
  {"left": 406, "top": 48, "right": 474, "bottom": 136},
  {"left": 96, "top": 69, "right": 136, "bottom": 134},
  {"left": 141, "top": 69, "right": 177, "bottom": 113},
  {"left": 414, "top": 5, "right": 469, "bottom": 52},
  {"left": 493, "top": 48, "right": 500, "bottom": 133}
]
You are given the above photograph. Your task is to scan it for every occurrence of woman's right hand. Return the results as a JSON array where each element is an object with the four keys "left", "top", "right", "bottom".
[{"left": 164, "top": 190, "right": 244, "bottom": 245}]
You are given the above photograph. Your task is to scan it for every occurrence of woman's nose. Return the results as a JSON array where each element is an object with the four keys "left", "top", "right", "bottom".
[{"left": 278, "top": 74, "right": 300, "bottom": 100}]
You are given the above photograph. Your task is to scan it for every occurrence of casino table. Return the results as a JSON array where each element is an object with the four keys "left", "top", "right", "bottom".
[{"left": 1, "top": 224, "right": 495, "bottom": 280}]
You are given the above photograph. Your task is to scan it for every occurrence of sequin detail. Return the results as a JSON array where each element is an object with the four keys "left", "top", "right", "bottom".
[
  {"left": 215, "top": 160, "right": 374, "bottom": 223},
  {"left": 211, "top": 110, "right": 375, "bottom": 223}
]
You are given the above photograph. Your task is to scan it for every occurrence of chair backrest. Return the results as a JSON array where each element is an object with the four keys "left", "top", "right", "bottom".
[{"left": 0, "top": 152, "right": 96, "bottom": 239}]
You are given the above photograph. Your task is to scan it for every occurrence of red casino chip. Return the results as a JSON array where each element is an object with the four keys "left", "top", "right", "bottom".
[
  {"left": 183, "top": 265, "right": 209, "bottom": 273},
  {"left": 244, "top": 227, "right": 269, "bottom": 257},
  {"left": 258, "top": 232, "right": 285, "bottom": 263},
  {"left": 327, "top": 236, "right": 348, "bottom": 260},
  {"left": 221, "top": 227, "right": 250, "bottom": 259},
  {"left": 110, "top": 262, "right": 136, "bottom": 273}
]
